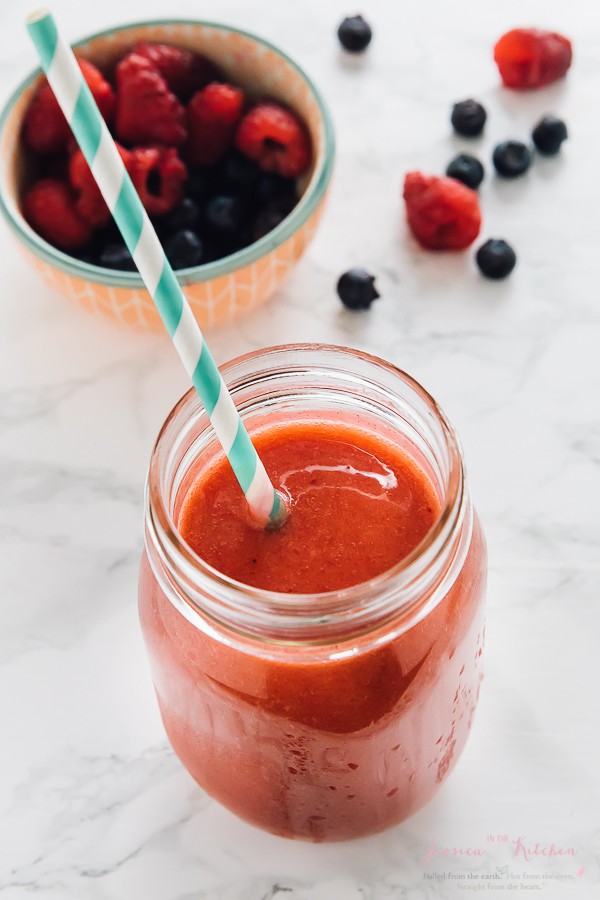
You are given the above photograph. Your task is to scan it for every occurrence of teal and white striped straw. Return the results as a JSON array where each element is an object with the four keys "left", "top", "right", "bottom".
[{"left": 26, "top": 9, "right": 285, "bottom": 528}]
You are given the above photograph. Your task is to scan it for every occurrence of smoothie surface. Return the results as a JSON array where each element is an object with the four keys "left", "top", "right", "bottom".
[{"left": 178, "top": 421, "right": 440, "bottom": 593}]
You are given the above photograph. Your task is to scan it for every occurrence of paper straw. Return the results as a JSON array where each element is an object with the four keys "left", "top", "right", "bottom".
[{"left": 26, "top": 8, "right": 285, "bottom": 528}]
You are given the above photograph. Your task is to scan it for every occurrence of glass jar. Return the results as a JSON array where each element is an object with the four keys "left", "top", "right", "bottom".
[{"left": 139, "top": 344, "right": 487, "bottom": 841}]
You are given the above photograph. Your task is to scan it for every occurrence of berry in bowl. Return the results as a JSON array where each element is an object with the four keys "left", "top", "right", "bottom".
[{"left": 0, "top": 20, "right": 334, "bottom": 330}]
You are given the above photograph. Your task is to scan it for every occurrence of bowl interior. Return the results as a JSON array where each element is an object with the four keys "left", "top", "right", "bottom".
[{"left": 0, "top": 19, "right": 333, "bottom": 284}]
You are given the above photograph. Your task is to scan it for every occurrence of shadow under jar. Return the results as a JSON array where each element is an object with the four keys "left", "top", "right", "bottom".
[{"left": 139, "top": 344, "right": 487, "bottom": 841}]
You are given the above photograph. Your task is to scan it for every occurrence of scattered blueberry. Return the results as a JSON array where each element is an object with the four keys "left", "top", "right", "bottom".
[
  {"left": 164, "top": 197, "right": 200, "bottom": 232},
  {"left": 166, "top": 230, "right": 204, "bottom": 269},
  {"left": 253, "top": 209, "right": 287, "bottom": 241},
  {"left": 99, "top": 242, "right": 136, "bottom": 271},
  {"left": 446, "top": 154, "right": 485, "bottom": 189},
  {"left": 492, "top": 140, "right": 532, "bottom": 178},
  {"left": 337, "top": 268, "right": 380, "bottom": 310},
  {"left": 337, "top": 15, "right": 373, "bottom": 53},
  {"left": 204, "top": 195, "right": 246, "bottom": 238},
  {"left": 532, "top": 115, "right": 568, "bottom": 155},
  {"left": 450, "top": 99, "right": 487, "bottom": 137},
  {"left": 476, "top": 239, "right": 517, "bottom": 280}
]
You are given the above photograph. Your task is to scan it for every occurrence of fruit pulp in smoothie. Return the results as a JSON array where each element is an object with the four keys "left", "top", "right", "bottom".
[{"left": 139, "top": 416, "right": 486, "bottom": 840}]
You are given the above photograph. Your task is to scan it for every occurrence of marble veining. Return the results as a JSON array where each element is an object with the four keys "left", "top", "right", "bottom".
[{"left": 1, "top": 0, "right": 599, "bottom": 897}]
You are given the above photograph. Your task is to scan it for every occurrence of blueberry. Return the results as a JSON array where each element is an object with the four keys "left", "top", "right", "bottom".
[
  {"left": 255, "top": 171, "right": 297, "bottom": 205},
  {"left": 94, "top": 219, "right": 121, "bottom": 245},
  {"left": 475, "top": 239, "right": 516, "bottom": 280},
  {"left": 166, "top": 230, "right": 204, "bottom": 269},
  {"left": 492, "top": 141, "right": 532, "bottom": 178},
  {"left": 164, "top": 197, "right": 200, "bottom": 232},
  {"left": 336, "top": 268, "right": 380, "bottom": 310},
  {"left": 264, "top": 195, "right": 297, "bottom": 217},
  {"left": 203, "top": 237, "right": 245, "bottom": 262},
  {"left": 446, "top": 154, "right": 485, "bottom": 189},
  {"left": 337, "top": 15, "right": 372, "bottom": 52},
  {"left": 218, "top": 150, "right": 261, "bottom": 195},
  {"left": 233, "top": 224, "right": 255, "bottom": 251},
  {"left": 202, "top": 241, "right": 226, "bottom": 263},
  {"left": 187, "top": 169, "right": 210, "bottom": 201},
  {"left": 532, "top": 115, "right": 568, "bottom": 156},
  {"left": 71, "top": 247, "right": 96, "bottom": 266},
  {"left": 204, "top": 195, "right": 245, "bottom": 238},
  {"left": 253, "top": 209, "right": 287, "bottom": 241},
  {"left": 451, "top": 99, "right": 487, "bottom": 138},
  {"left": 99, "top": 242, "right": 136, "bottom": 271}
]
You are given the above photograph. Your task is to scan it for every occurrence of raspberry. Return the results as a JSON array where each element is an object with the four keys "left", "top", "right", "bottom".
[
  {"left": 493, "top": 29, "right": 573, "bottom": 89},
  {"left": 403, "top": 172, "right": 482, "bottom": 251},
  {"left": 23, "top": 178, "right": 92, "bottom": 250},
  {"left": 23, "top": 60, "right": 115, "bottom": 154},
  {"left": 129, "top": 146, "right": 187, "bottom": 216},
  {"left": 78, "top": 59, "right": 116, "bottom": 122},
  {"left": 132, "top": 42, "right": 221, "bottom": 99},
  {"left": 187, "top": 83, "right": 244, "bottom": 166},
  {"left": 69, "top": 145, "right": 132, "bottom": 227},
  {"left": 115, "top": 53, "right": 186, "bottom": 146},
  {"left": 235, "top": 102, "right": 311, "bottom": 178}
]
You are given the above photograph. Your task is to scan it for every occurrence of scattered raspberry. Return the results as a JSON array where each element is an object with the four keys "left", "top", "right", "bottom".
[
  {"left": 403, "top": 172, "right": 482, "bottom": 251},
  {"left": 129, "top": 146, "right": 187, "bottom": 216},
  {"left": 69, "top": 145, "right": 132, "bottom": 227},
  {"left": 132, "top": 41, "right": 221, "bottom": 99},
  {"left": 187, "top": 83, "right": 244, "bottom": 166},
  {"left": 235, "top": 102, "right": 311, "bottom": 178},
  {"left": 115, "top": 53, "right": 186, "bottom": 146},
  {"left": 23, "top": 60, "right": 115, "bottom": 154},
  {"left": 493, "top": 29, "right": 572, "bottom": 89},
  {"left": 23, "top": 178, "right": 92, "bottom": 249}
]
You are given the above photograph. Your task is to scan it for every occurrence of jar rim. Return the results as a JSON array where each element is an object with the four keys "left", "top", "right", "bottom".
[{"left": 145, "top": 344, "right": 468, "bottom": 641}]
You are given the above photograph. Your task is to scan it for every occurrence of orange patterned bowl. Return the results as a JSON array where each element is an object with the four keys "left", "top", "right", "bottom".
[{"left": 0, "top": 19, "right": 334, "bottom": 330}]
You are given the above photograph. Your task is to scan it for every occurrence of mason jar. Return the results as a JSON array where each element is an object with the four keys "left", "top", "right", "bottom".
[{"left": 139, "top": 344, "right": 487, "bottom": 841}]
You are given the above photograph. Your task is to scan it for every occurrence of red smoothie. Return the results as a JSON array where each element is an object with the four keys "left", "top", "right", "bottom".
[
  {"left": 140, "top": 413, "right": 486, "bottom": 840},
  {"left": 178, "top": 421, "right": 439, "bottom": 593}
]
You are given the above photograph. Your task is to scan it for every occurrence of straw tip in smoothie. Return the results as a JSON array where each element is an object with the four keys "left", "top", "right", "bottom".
[{"left": 266, "top": 489, "right": 290, "bottom": 531}]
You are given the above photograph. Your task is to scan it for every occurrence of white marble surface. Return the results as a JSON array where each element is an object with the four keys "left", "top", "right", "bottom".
[{"left": 1, "top": 0, "right": 599, "bottom": 897}]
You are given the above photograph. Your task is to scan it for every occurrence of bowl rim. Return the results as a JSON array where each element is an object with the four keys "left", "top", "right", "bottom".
[{"left": 0, "top": 17, "right": 335, "bottom": 287}]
